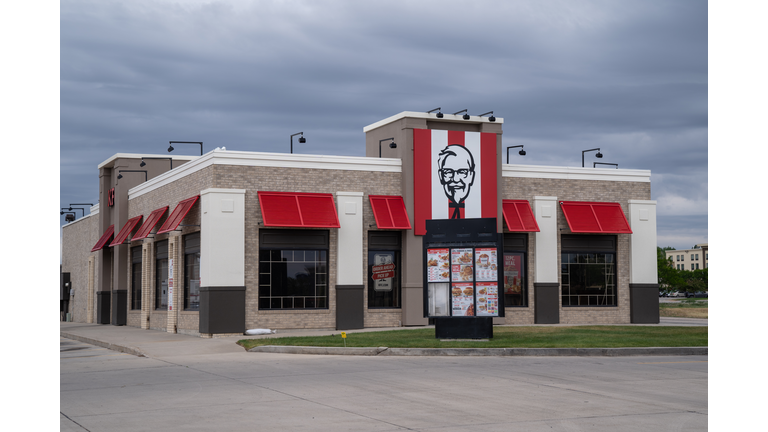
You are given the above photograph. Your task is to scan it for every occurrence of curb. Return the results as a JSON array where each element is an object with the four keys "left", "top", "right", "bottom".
[
  {"left": 248, "top": 345, "right": 707, "bottom": 357},
  {"left": 61, "top": 332, "right": 147, "bottom": 358}
]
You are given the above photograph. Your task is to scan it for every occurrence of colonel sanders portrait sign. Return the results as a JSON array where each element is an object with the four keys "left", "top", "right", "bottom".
[{"left": 413, "top": 129, "right": 498, "bottom": 235}]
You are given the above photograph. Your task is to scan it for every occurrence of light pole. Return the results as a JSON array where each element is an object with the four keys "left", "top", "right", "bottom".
[
  {"left": 290, "top": 132, "right": 306, "bottom": 154},
  {"left": 506, "top": 145, "right": 526, "bottom": 163},
  {"left": 168, "top": 141, "right": 203, "bottom": 155},
  {"left": 582, "top": 148, "right": 603, "bottom": 167},
  {"left": 379, "top": 138, "right": 397, "bottom": 158}
]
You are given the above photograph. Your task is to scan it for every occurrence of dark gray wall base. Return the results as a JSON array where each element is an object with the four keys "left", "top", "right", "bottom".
[
  {"left": 534, "top": 283, "right": 560, "bottom": 324},
  {"left": 435, "top": 317, "right": 493, "bottom": 339},
  {"left": 111, "top": 290, "right": 127, "bottom": 326},
  {"left": 97, "top": 291, "right": 111, "bottom": 324},
  {"left": 336, "top": 285, "right": 364, "bottom": 330},
  {"left": 200, "top": 286, "right": 245, "bottom": 334},
  {"left": 630, "top": 283, "right": 660, "bottom": 323}
]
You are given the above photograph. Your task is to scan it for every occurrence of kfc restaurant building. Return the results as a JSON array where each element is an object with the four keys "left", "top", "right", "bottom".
[{"left": 61, "top": 111, "right": 659, "bottom": 337}]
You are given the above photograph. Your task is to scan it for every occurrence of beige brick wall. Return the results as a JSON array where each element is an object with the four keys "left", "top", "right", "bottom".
[
  {"left": 501, "top": 177, "right": 651, "bottom": 324},
  {"left": 213, "top": 164, "right": 403, "bottom": 330},
  {"left": 126, "top": 166, "right": 213, "bottom": 332},
  {"left": 61, "top": 214, "right": 100, "bottom": 324}
]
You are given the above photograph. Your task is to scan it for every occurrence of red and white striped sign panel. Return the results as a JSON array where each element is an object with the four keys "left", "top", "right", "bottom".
[{"left": 413, "top": 129, "right": 498, "bottom": 235}]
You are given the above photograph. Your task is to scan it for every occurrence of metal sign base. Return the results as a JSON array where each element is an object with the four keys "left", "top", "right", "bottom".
[{"left": 434, "top": 317, "right": 493, "bottom": 339}]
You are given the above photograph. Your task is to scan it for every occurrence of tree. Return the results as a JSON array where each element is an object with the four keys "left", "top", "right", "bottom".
[
  {"left": 656, "top": 247, "right": 708, "bottom": 293},
  {"left": 657, "top": 247, "right": 681, "bottom": 290}
]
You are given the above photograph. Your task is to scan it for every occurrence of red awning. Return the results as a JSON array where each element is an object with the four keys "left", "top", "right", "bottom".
[
  {"left": 258, "top": 191, "right": 340, "bottom": 228},
  {"left": 369, "top": 195, "right": 411, "bottom": 230},
  {"left": 559, "top": 201, "right": 633, "bottom": 234},
  {"left": 502, "top": 200, "right": 540, "bottom": 232},
  {"left": 109, "top": 216, "right": 144, "bottom": 247},
  {"left": 91, "top": 225, "right": 115, "bottom": 252},
  {"left": 157, "top": 196, "right": 200, "bottom": 234},
  {"left": 133, "top": 206, "right": 169, "bottom": 240}
]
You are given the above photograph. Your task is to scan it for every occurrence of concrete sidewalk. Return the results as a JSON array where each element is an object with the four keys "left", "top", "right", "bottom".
[{"left": 60, "top": 317, "right": 707, "bottom": 359}]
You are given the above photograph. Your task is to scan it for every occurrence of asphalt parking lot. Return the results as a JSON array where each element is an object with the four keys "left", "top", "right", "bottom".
[{"left": 61, "top": 330, "right": 707, "bottom": 431}]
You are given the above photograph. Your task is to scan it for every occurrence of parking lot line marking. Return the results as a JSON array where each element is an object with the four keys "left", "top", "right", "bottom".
[{"left": 637, "top": 361, "right": 708, "bottom": 364}]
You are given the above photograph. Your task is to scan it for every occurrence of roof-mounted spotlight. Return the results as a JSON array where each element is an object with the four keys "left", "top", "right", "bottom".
[
  {"left": 63, "top": 212, "right": 76, "bottom": 222},
  {"left": 140, "top": 157, "right": 173, "bottom": 170},
  {"left": 479, "top": 111, "right": 496, "bottom": 122},
  {"left": 594, "top": 162, "right": 618, "bottom": 168},
  {"left": 168, "top": 141, "right": 203, "bottom": 155},
  {"left": 427, "top": 107, "right": 444, "bottom": 118},
  {"left": 453, "top": 109, "right": 470, "bottom": 120},
  {"left": 117, "top": 170, "right": 148, "bottom": 182},
  {"left": 290, "top": 132, "right": 307, "bottom": 154},
  {"left": 379, "top": 138, "right": 397, "bottom": 158},
  {"left": 582, "top": 148, "right": 603, "bottom": 167},
  {"left": 506, "top": 145, "right": 526, "bottom": 163}
]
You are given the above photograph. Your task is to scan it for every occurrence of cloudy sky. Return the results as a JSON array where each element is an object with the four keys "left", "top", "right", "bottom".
[{"left": 59, "top": 0, "right": 707, "bottom": 250}]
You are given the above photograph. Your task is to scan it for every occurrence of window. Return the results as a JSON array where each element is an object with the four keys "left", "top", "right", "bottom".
[
  {"left": 184, "top": 232, "right": 200, "bottom": 311},
  {"left": 696, "top": 263, "right": 699, "bottom": 270},
  {"left": 368, "top": 231, "right": 401, "bottom": 308},
  {"left": 696, "top": 254, "right": 699, "bottom": 260},
  {"left": 676, "top": 255, "right": 680, "bottom": 261},
  {"left": 155, "top": 240, "right": 169, "bottom": 310},
  {"left": 131, "top": 246, "right": 142, "bottom": 310},
  {"left": 561, "top": 235, "right": 617, "bottom": 307},
  {"left": 690, "top": 254, "right": 694, "bottom": 261},
  {"left": 504, "top": 233, "right": 528, "bottom": 307},
  {"left": 259, "top": 230, "right": 329, "bottom": 309}
]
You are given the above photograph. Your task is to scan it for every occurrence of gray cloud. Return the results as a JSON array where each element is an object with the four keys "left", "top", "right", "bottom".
[{"left": 61, "top": 0, "right": 707, "bottom": 249}]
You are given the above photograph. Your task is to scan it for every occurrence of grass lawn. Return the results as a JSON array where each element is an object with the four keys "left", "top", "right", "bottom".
[
  {"left": 660, "top": 299, "right": 708, "bottom": 319},
  {"left": 237, "top": 325, "right": 707, "bottom": 350}
]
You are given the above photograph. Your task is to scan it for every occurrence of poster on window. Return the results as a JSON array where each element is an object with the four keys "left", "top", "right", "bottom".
[
  {"left": 451, "top": 283, "right": 474, "bottom": 316},
  {"left": 476, "top": 282, "right": 499, "bottom": 316},
  {"left": 372, "top": 253, "right": 395, "bottom": 291},
  {"left": 475, "top": 247, "right": 498, "bottom": 281},
  {"left": 426, "top": 248, "right": 450, "bottom": 282},
  {"left": 451, "top": 248, "right": 473, "bottom": 282},
  {"left": 504, "top": 253, "right": 523, "bottom": 295}
]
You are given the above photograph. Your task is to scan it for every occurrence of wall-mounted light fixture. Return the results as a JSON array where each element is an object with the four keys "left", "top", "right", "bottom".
[
  {"left": 594, "top": 162, "right": 618, "bottom": 169},
  {"left": 61, "top": 212, "right": 76, "bottom": 222},
  {"left": 62, "top": 207, "right": 85, "bottom": 217},
  {"left": 453, "top": 109, "right": 470, "bottom": 120},
  {"left": 427, "top": 107, "right": 444, "bottom": 118},
  {"left": 506, "top": 145, "right": 526, "bottom": 163},
  {"left": 582, "top": 148, "right": 603, "bottom": 167},
  {"left": 290, "top": 132, "right": 306, "bottom": 154},
  {"left": 478, "top": 111, "right": 496, "bottom": 122},
  {"left": 117, "top": 170, "right": 148, "bottom": 182},
  {"left": 379, "top": 138, "right": 397, "bottom": 158},
  {"left": 168, "top": 141, "right": 203, "bottom": 155},
  {"left": 140, "top": 157, "right": 173, "bottom": 170}
]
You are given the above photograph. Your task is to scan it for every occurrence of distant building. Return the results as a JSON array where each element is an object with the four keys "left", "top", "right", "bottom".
[{"left": 666, "top": 243, "right": 708, "bottom": 271}]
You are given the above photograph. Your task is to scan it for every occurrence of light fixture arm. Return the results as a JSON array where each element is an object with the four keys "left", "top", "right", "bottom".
[
  {"left": 427, "top": 107, "right": 443, "bottom": 118},
  {"left": 141, "top": 157, "right": 173, "bottom": 170},
  {"left": 62, "top": 207, "right": 85, "bottom": 217},
  {"left": 379, "top": 138, "right": 396, "bottom": 158},
  {"left": 582, "top": 148, "right": 602, "bottom": 167},
  {"left": 169, "top": 141, "right": 203, "bottom": 156},
  {"left": 478, "top": 111, "right": 496, "bottom": 122},
  {"left": 506, "top": 145, "right": 525, "bottom": 163},
  {"left": 290, "top": 132, "right": 305, "bottom": 154},
  {"left": 117, "top": 170, "right": 148, "bottom": 182},
  {"left": 594, "top": 162, "right": 618, "bottom": 169}
]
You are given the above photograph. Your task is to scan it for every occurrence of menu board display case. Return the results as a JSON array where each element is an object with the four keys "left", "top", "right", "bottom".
[{"left": 423, "top": 219, "right": 504, "bottom": 325}]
